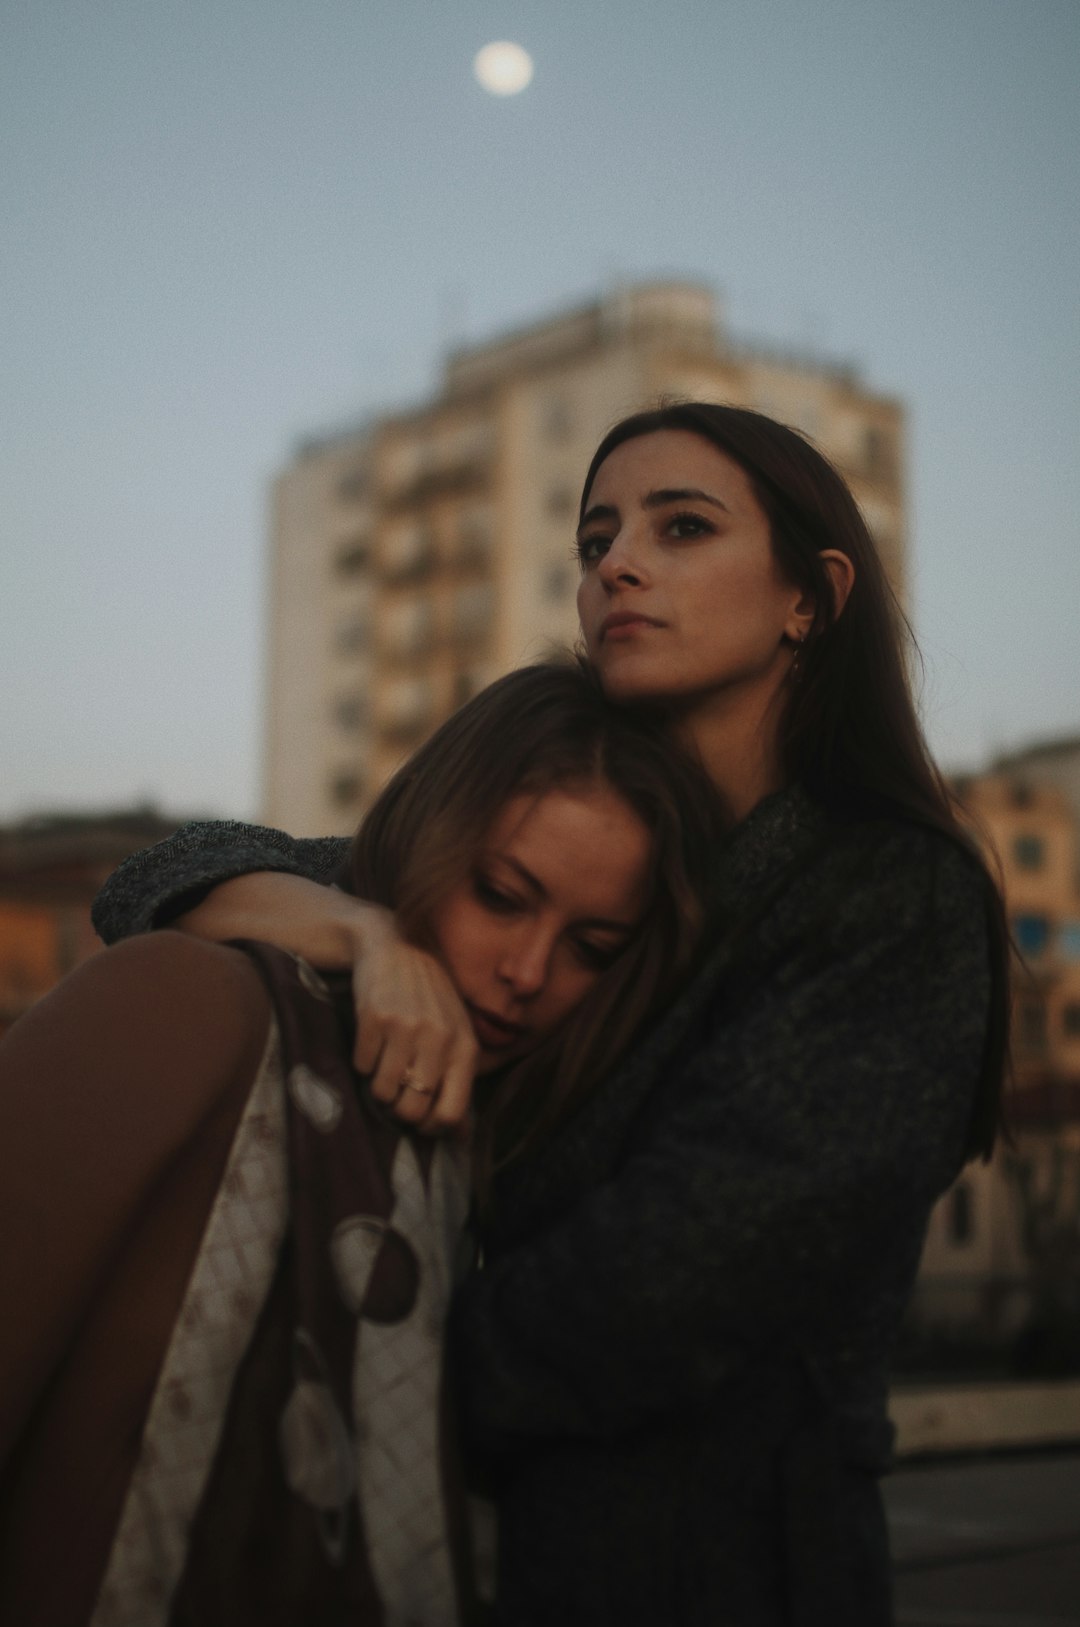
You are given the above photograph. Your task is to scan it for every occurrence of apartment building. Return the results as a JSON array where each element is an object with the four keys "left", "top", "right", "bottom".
[
  {"left": 263, "top": 281, "right": 906, "bottom": 835},
  {"left": 910, "top": 767, "right": 1080, "bottom": 1359}
]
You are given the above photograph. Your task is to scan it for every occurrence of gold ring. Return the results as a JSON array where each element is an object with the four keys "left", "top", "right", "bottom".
[{"left": 400, "top": 1069, "right": 436, "bottom": 1097}]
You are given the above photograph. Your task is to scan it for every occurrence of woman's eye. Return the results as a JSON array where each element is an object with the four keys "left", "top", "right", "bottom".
[
  {"left": 574, "top": 534, "right": 610, "bottom": 568},
  {"left": 572, "top": 938, "right": 623, "bottom": 972},
  {"left": 668, "top": 511, "right": 712, "bottom": 539},
  {"left": 473, "top": 876, "right": 520, "bottom": 914}
]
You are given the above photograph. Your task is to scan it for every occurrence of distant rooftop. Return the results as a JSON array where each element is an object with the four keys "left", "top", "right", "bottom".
[
  {"left": 994, "top": 735, "right": 1080, "bottom": 769},
  {"left": 442, "top": 281, "right": 718, "bottom": 397},
  {"left": 0, "top": 806, "right": 195, "bottom": 877},
  {"left": 292, "top": 279, "right": 871, "bottom": 458}
]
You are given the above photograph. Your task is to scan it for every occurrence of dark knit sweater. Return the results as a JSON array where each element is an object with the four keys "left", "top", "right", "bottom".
[{"left": 91, "top": 789, "right": 992, "bottom": 1626}]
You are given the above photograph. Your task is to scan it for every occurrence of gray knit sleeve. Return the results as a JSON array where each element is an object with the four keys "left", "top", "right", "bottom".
[{"left": 90, "top": 821, "right": 352, "bottom": 943}]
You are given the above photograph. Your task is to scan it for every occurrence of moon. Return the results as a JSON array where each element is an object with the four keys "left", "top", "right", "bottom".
[{"left": 473, "top": 41, "right": 534, "bottom": 96}]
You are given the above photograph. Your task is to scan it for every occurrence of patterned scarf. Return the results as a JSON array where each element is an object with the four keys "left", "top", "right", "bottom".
[{"left": 165, "top": 941, "right": 476, "bottom": 1625}]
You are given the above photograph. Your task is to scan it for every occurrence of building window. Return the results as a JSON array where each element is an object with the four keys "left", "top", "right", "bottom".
[
  {"left": 334, "top": 616, "right": 370, "bottom": 656},
  {"left": 455, "top": 514, "right": 491, "bottom": 566},
  {"left": 330, "top": 772, "right": 364, "bottom": 808},
  {"left": 334, "top": 537, "right": 370, "bottom": 576},
  {"left": 1012, "top": 834, "right": 1045, "bottom": 871},
  {"left": 545, "top": 485, "right": 575, "bottom": 520},
  {"left": 949, "top": 1181, "right": 973, "bottom": 1246},
  {"left": 1060, "top": 921, "right": 1080, "bottom": 961},
  {"left": 543, "top": 563, "right": 573, "bottom": 602},
  {"left": 1013, "top": 914, "right": 1049, "bottom": 958},
  {"left": 544, "top": 395, "right": 574, "bottom": 441},
  {"left": 337, "top": 467, "right": 369, "bottom": 502},
  {"left": 332, "top": 695, "right": 369, "bottom": 733},
  {"left": 1017, "top": 998, "right": 1048, "bottom": 1056},
  {"left": 863, "top": 427, "right": 893, "bottom": 481},
  {"left": 452, "top": 669, "right": 482, "bottom": 709},
  {"left": 453, "top": 583, "right": 494, "bottom": 643},
  {"left": 1063, "top": 1002, "right": 1080, "bottom": 1039}
]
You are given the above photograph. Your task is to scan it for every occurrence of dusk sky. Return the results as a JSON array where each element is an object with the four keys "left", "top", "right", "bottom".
[{"left": 2, "top": 1, "right": 1078, "bottom": 822}]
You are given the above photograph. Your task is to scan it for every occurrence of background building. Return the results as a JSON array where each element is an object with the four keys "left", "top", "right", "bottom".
[
  {"left": 0, "top": 809, "right": 183, "bottom": 1038},
  {"left": 906, "top": 759, "right": 1080, "bottom": 1374},
  {"left": 991, "top": 737, "right": 1080, "bottom": 853},
  {"left": 264, "top": 281, "right": 906, "bottom": 835}
]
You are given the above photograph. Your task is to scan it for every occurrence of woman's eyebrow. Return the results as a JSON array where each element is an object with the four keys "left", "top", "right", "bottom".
[
  {"left": 644, "top": 486, "right": 731, "bottom": 514},
  {"left": 577, "top": 488, "right": 731, "bottom": 535},
  {"left": 499, "top": 856, "right": 544, "bottom": 895},
  {"left": 577, "top": 502, "right": 617, "bottom": 534}
]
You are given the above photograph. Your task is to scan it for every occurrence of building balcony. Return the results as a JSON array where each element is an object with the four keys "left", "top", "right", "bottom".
[
  {"left": 383, "top": 455, "right": 491, "bottom": 512},
  {"left": 377, "top": 524, "right": 437, "bottom": 585}
]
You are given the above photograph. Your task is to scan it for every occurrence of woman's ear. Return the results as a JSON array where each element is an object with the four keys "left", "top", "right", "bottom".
[
  {"left": 783, "top": 551, "right": 856, "bottom": 645},
  {"left": 819, "top": 549, "right": 855, "bottom": 620}
]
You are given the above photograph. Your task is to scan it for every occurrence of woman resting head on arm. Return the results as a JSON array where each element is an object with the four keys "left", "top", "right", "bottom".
[
  {"left": 344, "top": 654, "right": 725, "bottom": 1196},
  {"left": 0, "top": 659, "right": 723, "bottom": 1627}
]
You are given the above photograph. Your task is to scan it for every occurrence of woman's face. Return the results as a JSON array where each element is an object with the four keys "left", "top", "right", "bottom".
[
  {"left": 575, "top": 430, "right": 804, "bottom": 710},
  {"left": 428, "top": 784, "right": 650, "bottom": 1073}
]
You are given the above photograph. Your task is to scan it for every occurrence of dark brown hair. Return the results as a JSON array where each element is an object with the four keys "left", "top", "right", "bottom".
[
  {"left": 348, "top": 658, "right": 726, "bottom": 1196},
  {"left": 580, "top": 402, "right": 1009, "bottom": 1159}
]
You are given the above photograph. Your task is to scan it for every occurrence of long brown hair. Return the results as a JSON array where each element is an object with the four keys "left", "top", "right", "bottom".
[
  {"left": 580, "top": 403, "right": 1010, "bottom": 1159},
  {"left": 348, "top": 658, "right": 726, "bottom": 1196}
]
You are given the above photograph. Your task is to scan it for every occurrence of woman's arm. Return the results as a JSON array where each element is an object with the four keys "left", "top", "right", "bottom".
[
  {"left": 453, "top": 828, "right": 992, "bottom": 1451},
  {"left": 0, "top": 933, "right": 271, "bottom": 1464},
  {"left": 91, "top": 824, "right": 479, "bottom": 1130},
  {"left": 90, "top": 819, "right": 350, "bottom": 942}
]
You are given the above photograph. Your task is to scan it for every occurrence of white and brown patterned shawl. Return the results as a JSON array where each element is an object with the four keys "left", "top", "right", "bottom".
[{"left": 92, "top": 940, "right": 475, "bottom": 1627}]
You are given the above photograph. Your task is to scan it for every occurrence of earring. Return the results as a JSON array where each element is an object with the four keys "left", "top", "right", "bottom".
[{"left": 789, "top": 633, "right": 807, "bottom": 682}]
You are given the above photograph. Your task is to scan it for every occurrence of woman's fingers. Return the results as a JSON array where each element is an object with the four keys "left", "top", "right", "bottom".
[
  {"left": 422, "top": 1037, "right": 480, "bottom": 1134},
  {"left": 366, "top": 1029, "right": 419, "bottom": 1107},
  {"left": 349, "top": 928, "right": 478, "bottom": 1130},
  {"left": 373, "top": 1022, "right": 453, "bottom": 1124}
]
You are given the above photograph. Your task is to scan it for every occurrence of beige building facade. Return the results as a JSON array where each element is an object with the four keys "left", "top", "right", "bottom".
[
  {"left": 910, "top": 765, "right": 1080, "bottom": 1362},
  {"left": 263, "top": 281, "right": 906, "bottom": 836}
]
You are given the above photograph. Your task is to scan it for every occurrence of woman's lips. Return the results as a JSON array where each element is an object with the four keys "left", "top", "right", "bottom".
[
  {"left": 467, "top": 1003, "right": 527, "bottom": 1052},
  {"left": 600, "top": 612, "right": 662, "bottom": 642}
]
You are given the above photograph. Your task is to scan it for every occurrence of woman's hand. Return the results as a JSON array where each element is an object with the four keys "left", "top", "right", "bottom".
[
  {"left": 347, "top": 905, "right": 479, "bottom": 1132},
  {"left": 175, "top": 872, "right": 479, "bottom": 1131}
]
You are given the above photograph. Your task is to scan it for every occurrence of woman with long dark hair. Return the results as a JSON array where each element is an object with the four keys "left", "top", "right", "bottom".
[
  {"left": 87, "top": 405, "right": 1008, "bottom": 1624},
  {"left": 0, "top": 661, "right": 722, "bottom": 1627}
]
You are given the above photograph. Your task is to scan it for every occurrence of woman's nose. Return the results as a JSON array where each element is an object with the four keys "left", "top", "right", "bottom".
[
  {"left": 596, "top": 528, "right": 646, "bottom": 589},
  {"left": 499, "top": 929, "right": 553, "bottom": 997}
]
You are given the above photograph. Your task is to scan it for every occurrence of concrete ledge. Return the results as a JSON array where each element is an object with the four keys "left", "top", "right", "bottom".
[{"left": 890, "top": 1379, "right": 1080, "bottom": 1457}]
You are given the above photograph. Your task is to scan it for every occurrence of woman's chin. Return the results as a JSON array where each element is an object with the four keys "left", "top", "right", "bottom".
[
  {"left": 592, "top": 653, "right": 662, "bottom": 702},
  {"left": 475, "top": 1042, "right": 525, "bottom": 1077}
]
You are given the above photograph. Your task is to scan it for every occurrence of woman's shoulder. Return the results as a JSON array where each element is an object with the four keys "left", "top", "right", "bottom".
[
  {"left": 724, "top": 784, "right": 987, "bottom": 917},
  {"left": 788, "top": 813, "right": 994, "bottom": 1011},
  {"left": 730, "top": 797, "right": 993, "bottom": 983},
  {"left": 824, "top": 810, "right": 989, "bottom": 918}
]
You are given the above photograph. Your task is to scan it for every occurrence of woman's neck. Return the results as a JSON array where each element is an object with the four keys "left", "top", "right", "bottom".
[{"left": 672, "top": 681, "right": 789, "bottom": 824}]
